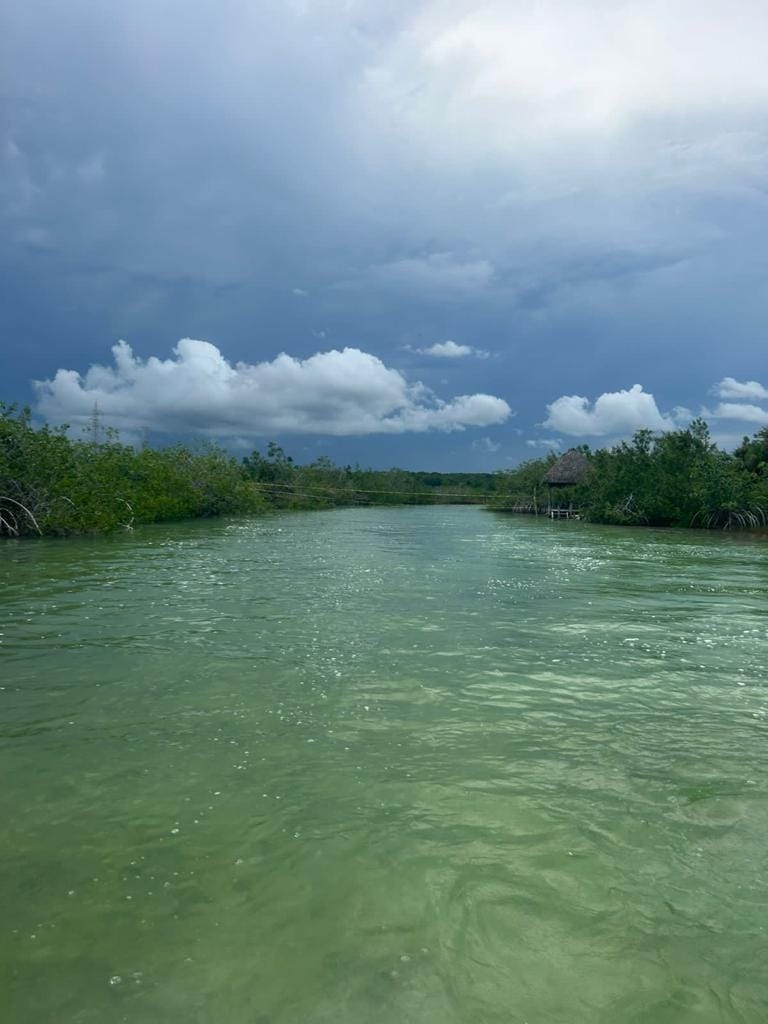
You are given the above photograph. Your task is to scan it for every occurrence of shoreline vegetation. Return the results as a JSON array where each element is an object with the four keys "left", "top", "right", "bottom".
[
  {"left": 1, "top": 404, "right": 767, "bottom": 537},
  {"left": 494, "top": 418, "right": 768, "bottom": 531},
  {"left": 0, "top": 404, "right": 499, "bottom": 538}
]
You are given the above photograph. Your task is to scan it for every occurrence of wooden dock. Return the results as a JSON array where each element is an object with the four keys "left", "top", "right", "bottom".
[
  {"left": 548, "top": 507, "right": 580, "bottom": 520},
  {"left": 494, "top": 504, "right": 581, "bottom": 519}
]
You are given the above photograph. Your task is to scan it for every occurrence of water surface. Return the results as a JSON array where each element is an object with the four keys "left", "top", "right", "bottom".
[{"left": 1, "top": 507, "right": 767, "bottom": 1023}]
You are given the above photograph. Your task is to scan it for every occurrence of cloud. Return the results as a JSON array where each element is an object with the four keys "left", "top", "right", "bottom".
[
  {"left": 471, "top": 436, "right": 500, "bottom": 453},
  {"left": 292, "top": 287, "right": 308, "bottom": 297},
  {"left": 362, "top": 2, "right": 768, "bottom": 154},
  {"left": 714, "top": 377, "right": 768, "bottom": 401},
  {"left": 709, "top": 431, "right": 757, "bottom": 451},
  {"left": 14, "top": 226, "right": 55, "bottom": 250},
  {"left": 543, "top": 384, "right": 673, "bottom": 437},
  {"left": 710, "top": 402, "right": 768, "bottom": 425},
  {"left": 526, "top": 438, "right": 561, "bottom": 450},
  {"left": 76, "top": 154, "right": 105, "bottom": 185},
  {"left": 671, "top": 405, "right": 694, "bottom": 424},
  {"left": 34, "top": 339, "right": 512, "bottom": 438},
  {"left": 419, "top": 339, "right": 487, "bottom": 358},
  {"left": 366, "top": 253, "right": 494, "bottom": 294},
  {"left": 3, "top": 0, "right": 768, "bottom": 472},
  {"left": 352, "top": 0, "right": 768, "bottom": 313}
]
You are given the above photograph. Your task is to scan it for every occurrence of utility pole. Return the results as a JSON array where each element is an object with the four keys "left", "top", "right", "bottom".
[{"left": 90, "top": 402, "right": 102, "bottom": 446}]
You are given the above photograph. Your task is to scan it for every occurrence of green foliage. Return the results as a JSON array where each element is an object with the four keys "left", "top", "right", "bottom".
[
  {"left": 584, "top": 420, "right": 756, "bottom": 527},
  {"left": 490, "top": 453, "right": 557, "bottom": 510},
  {"left": 4, "top": 401, "right": 768, "bottom": 537},
  {"left": 0, "top": 404, "right": 264, "bottom": 537},
  {"left": 1, "top": 404, "right": 500, "bottom": 537},
  {"left": 733, "top": 427, "right": 768, "bottom": 511},
  {"left": 242, "top": 447, "right": 500, "bottom": 510},
  {"left": 491, "top": 418, "right": 767, "bottom": 530}
]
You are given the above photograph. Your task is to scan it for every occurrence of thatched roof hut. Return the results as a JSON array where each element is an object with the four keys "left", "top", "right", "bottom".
[{"left": 542, "top": 449, "right": 590, "bottom": 487}]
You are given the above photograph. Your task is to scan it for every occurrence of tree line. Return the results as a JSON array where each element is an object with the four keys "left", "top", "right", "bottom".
[
  {"left": 490, "top": 419, "right": 768, "bottom": 529},
  {"left": 3, "top": 404, "right": 767, "bottom": 537},
  {"left": 0, "top": 404, "right": 497, "bottom": 537}
]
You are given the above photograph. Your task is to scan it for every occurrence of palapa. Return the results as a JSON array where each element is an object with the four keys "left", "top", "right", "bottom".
[{"left": 542, "top": 449, "right": 590, "bottom": 487}]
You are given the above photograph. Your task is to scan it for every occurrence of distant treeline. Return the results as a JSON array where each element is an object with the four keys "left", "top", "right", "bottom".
[
  {"left": 0, "top": 404, "right": 498, "bottom": 537},
  {"left": 490, "top": 419, "right": 768, "bottom": 529},
  {"left": 3, "top": 405, "right": 767, "bottom": 537}
]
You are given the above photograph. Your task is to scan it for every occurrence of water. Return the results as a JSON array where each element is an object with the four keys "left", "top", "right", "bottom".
[{"left": 1, "top": 507, "right": 767, "bottom": 1024}]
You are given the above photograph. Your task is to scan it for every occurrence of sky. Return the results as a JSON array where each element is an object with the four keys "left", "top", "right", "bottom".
[{"left": 2, "top": 0, "right": 767, "bottom": 470}]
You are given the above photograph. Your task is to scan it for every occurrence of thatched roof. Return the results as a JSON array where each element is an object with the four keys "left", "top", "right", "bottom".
[{"left": 542, "top": 449, "right": 590, "bottom": 486}]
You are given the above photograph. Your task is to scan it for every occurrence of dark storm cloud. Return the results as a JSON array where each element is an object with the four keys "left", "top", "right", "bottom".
[{"left": 2, "top": 0, "right": 768, "bottom": 464}]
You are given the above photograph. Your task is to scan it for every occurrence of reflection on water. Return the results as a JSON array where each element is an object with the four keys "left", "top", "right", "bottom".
[{"left": 1, "top": 508, "right": 767, "bottom": 1023}]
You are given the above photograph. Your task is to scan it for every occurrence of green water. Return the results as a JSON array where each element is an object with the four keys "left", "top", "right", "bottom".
[{"left": 1, "top": 507, "right": 767, "bottom": 1024}]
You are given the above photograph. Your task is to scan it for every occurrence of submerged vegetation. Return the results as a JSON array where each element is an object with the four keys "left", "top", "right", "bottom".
[
  {"left": 492, "top": 419, "right": 768, "bottom": 529},
  {"left": 2, "top": 404, "right": 768, "bottom": 537}
]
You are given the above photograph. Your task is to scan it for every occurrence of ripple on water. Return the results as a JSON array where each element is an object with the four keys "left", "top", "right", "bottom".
[{"left": 1, "top": 508, "right": 767, "bottom": 1023}]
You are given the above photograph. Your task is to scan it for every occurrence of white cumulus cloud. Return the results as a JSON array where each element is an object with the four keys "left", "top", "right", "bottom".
[
  {"left": 714, "top": 377, "right": 768, "bottom": 401},
  {"left": 710, "top": 402, "right": 768, "bottom": 425},
  {"left": 543, "top": 384, "right": 673, "bottom": 437},
  {"left": 419, "top": 339, "right": 487, "bottom": 358},
  {"left": 34, "top": 339, "right": 512, "bottom": 438}
]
